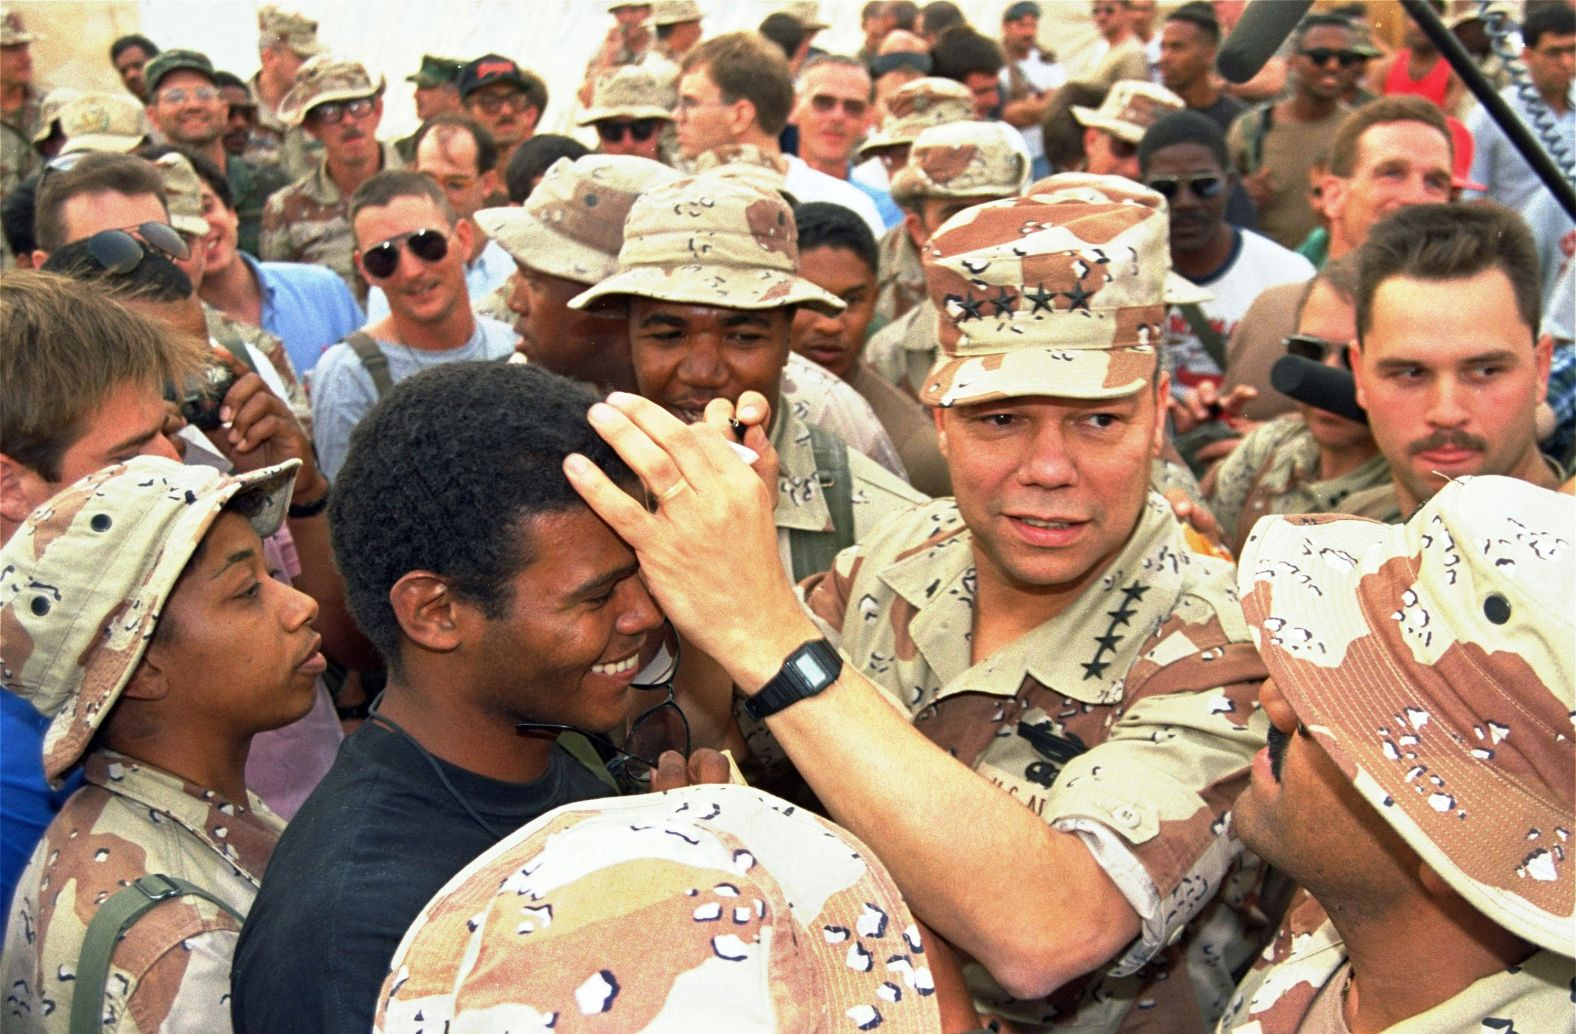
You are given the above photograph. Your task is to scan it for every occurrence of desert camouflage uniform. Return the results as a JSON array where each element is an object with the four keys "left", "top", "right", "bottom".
[
  {"left": 875, "top": 225, "right": 928, "bottom": 333},
  {"left": 244, "top": 74, "right": 319, "bottom": 182},
  {"left": 204, "top": 304, "right": 313, "bottom": 433},
  {"left": 258, "top": 143, "right": 403, "bottom": 302},
  {"left": 867, "top": 299, "right": 935, "bottom": 396},
  {"left": 1208, "top": 415, "right": 1392, "bottom": 556},
  {"left": 797, "top": 494, "right": 1270, "bottom": 1031},
  {"left": 1219, "top": 891, "right": 1575, "bottom": 1032},
  {"left": 782, "top": 351, "right": 908, "bottom": 479},
  {"left": 1, "top": 89, "right": 41, "bottom": 267},
  {"left": 1, "top": 753, "right": 282, "bottom": 1034},
  {"left": 472, "top": 279, "right": 512, "bottom": 324}
]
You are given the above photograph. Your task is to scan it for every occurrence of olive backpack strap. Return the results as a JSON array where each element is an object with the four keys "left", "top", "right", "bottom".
[{"left": 346, "top": 332, "right": 394, "bottom": 399}]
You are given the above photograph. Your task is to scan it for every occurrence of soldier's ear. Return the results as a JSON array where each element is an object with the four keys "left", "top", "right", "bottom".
[
  {"left": 1416, "top": 860, "right": 1461, "bottom": 902},
  {"left": 0, "top": 452, "right": 53, "bottom": 530},
  {"left": 390, "top": 571, "right": 467, "bottom": 655},
  {"left": 123, "top": 651, "right": 172, "bottom": 703},
  {"left": 932, "top": 407, "right": 949, "bottom": 459},
  {"left": 1150, "top": 370, "right": 1171, "bottom": 457}
]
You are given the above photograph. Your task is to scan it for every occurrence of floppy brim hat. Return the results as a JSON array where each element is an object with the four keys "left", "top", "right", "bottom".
[
  {"left": 1237, "top": 476, "right": 1575, "bottom": 955},
  {"left": 576, "top": 102, "right": 673, "bottom": 125},
  {"left": 279, "top": 63, "right": 386, "bottom": 128},
  {"left": 0, "top": 456, "right": 300, "bottom": 784}
]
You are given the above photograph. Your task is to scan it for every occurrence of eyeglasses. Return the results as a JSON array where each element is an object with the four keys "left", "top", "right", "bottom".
[
  {"left": 84, "top": 223, "right": 191, "bottom": 274},
  {"left": 595, "top": 118, "right": 660, "bottom": 143},
  {"left": 157, "top": 86, "right": 221, "bottom": 106},
  {"left": 468, "top": 90, "right": 531, "bottom": 115},
  {"left": 809, "top": 93, "right": 870, "bottom": 119},
  {"left": 1145, "top": 173, "right": 1225, "bottom": 200},
  {"left": 308, "top": 96, "right": 376, "bottom": 125},
  {"left": 360, "top": 228, "right": 449, "bottom": 279},
  {"left": 1284, "top": 333, "right": 1352, "bottom": 369},
  {"left": 514, "top": 627, "right": 692, "bottom": 791},
  {"left": 1299, "top": 48, "right": 1362, "bottom": 68}
]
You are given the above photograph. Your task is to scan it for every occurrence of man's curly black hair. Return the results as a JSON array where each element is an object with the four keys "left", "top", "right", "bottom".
[{"left": 328, "top": 361, "right": 635, "bottom": 670}]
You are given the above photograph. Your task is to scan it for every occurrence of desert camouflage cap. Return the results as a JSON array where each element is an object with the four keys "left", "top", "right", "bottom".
[
  {"left": 778, "top": 0, "right": 830, "bottom": 29},
  {"left": 57, "top": 92, "right": 148, "bottom": 156},
  {"left": 31, "top": 87, "right": 83, "bottom": 144},
  {"left": 258, "top": 4, "right": 327, "bottom": 57},
  {"left": 152, "top": 151, "right": 212, "bottom": 237},
  {"left": 577, "top": 64, "right": 676, "bottom": 125},
  {"left": 375, "top": 783, "right": 941, "bottom": 1033},
  {"left": 0, "top": 457, "right": 300, "bottom": 784},
  {"left": 688, "top": 143, "right": 798, "bottom": 203},
  {"left": 1072, "top": 80, "right": 1185, "bottom": 145},
  {"left": 859, "top": 77, "right": 974, "bottom": 157},
  {"left": 570, "top": 173, "right": 841, "bottom": 315},
  {"left": 1237, "top": 476, "right": 1574, "bottom": 955},
  {"left": 477, "top": 155, "right": 679, "bottom": 285},
  {"left": 1, "top": 11, "right": 40, "bottom": 46},
  {"left": 652, "top": 0, "right": 703, "bottom": 25},
  {"left": 890, "top": 119, "right": 1031, "bottom": 204},
  {"left": 278, "top": 56, "right": 384, "bottom": 128},
  {"left": 918, "top": 174, "right": 1194, "bottom": 407}
]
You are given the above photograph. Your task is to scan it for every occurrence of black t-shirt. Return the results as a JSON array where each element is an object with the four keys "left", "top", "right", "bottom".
[{"left": 230, "top": 721, "right": 612, "bottom": 1034}]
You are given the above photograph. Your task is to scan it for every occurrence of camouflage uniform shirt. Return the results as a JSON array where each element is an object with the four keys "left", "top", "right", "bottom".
[
  {"left": 244, "top": 73, "right": 319, "bottom": 182},
  {"left": 1209, "top": 415, "right": 1392, "bottom": 556},
  {"left": 800, "top": 494, "right": 1272, "bottom": 1032},
  {"left": 874, "top": 221, "right": 926, "bottom": 334},
  {"left": 258, "top": 144, "right": 404, "bottom": 302},
  {"left": 2, "top": 752, "right": 282, "bottom": 1034},
  {"left": 866, "top": 302, "right": 938, "bottom": 398},
  {"left": 1, "top": 90, "right": 41, "bottom": 267},
  {"left": 204, "top": 304, "right": 313, "bottom": 435},
  {"left": 1218, "top": 889, "right": 1576, "bottom": 1033},
  {"left": 781, "top": 351, "right": 908, "bottom": 480}
]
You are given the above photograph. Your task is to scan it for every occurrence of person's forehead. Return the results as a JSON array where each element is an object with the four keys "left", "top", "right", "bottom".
[
  {"left": 353, "top": 193, "right": 447, "bottom": 240},
  {"left": 220, "top": 85, "right": 251, "bottom": 102},
  {"left": 679, "top": 66, "right": 719, "bottom": 97},
  {"left": 1369, "top": 269, "right": 1530, "bottom": 342},
  {"left": 416, "top": 129, "right": 480, "bottom": 173},
  {"left": 803, "top": 63, "right": 870, "bottom": 97},
  {"left": 116, "top": 46, "right": 149, "bottom": 67},
  {"left": 799, "top": 244, "right": 876, "bottom": 288},
  {"left": 1296, "top": 280, "right": 1355, "bottom": 337},
  {"left": 1300, "top": 24, "right": 1352, "bottom": 49},
  {"left": 1147, "top": 140, "right": 1225, "bottom": 173},
  {"left": 158, "top": 68, "right": 216, "bottom": 92},
  {"left": 948, "top": 391, "right": 1147, "bottom": 417},
  {"left": 1531, "top": 31, "right": 1576, "bottom": 53},
  {"left": 1353, "top": 119, "right": 1450, "bottom": 171},
  {"left": 633, "top": 298, "right": 783, "bottom": 323},
  {"left": 471, "top": 81, "right": 525, "bottom": 100},
  {"left": 1162, "top": 19, "right": 1205, "bottom": 44},
  {"left": 61, "top": 189, "right": 168, "bottom": 240}
]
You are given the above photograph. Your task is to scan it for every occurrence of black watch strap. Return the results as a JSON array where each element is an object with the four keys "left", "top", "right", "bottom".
[{"left": 742, "top": 639, "right": 843, "bottom": 721}]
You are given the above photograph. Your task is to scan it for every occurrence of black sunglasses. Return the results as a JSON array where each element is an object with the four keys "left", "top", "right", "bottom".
[
  {"left": 1284, "top": 333, "right": 1352, "bottom": 369},
  {"left": 84, "top": 223, "right": 191, "bottom": 275},
  {"left": 308, "top": 96, "right": 376, "bottom": 126},
  {"left": 595, "top": 118, "right": 660, "bottom": 143},
  {"left": 360, "top": 228, "right": 449, "bottom": 280},
  {"left": 1145, "top": 174, "right": 1225, "bottom": 201},
  {"left": 1300, "top": 48, "right": 1362, "bottom": 68}
]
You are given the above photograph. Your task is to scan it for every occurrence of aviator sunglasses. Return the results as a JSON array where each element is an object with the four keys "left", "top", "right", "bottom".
[
  {"left": 359, "top": 229, "right": 449, "bottom": 280},
  {"left": 86, "top": 222, "right": 191, "bottom": 273}
]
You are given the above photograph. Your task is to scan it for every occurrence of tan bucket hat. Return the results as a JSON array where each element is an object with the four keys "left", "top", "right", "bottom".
[
  {"left": 889, "top": 119, "right": 1031, "bottom": 204},
  {"left": 375, "top": 783, "right": 942, "bottom": 1033},
  {"left": 57, "top": 92, "right": 148, "bottom": 156},
  {"left": 477, "top": 154, "right": 680, "bottom": 285},
  {"left": 859, "top": 77, "right": 974, "bottom": 157},
  {"left": 1237, "top": 475, "right": 1574, "bottom": 955},
  {"left": 0, "top": 457, "right": 300, "bottom": 784},
  {"left": 152, "top": 151, "right": 213, "bottom": 237},
  {"left": 576, "top": 64, "right": 675, "bottom": 125},
  {"left": 1072, "top": 80, "right": 1186, "bottom": 144},
  {"left": 1, "top": 11, "right": 41, "bottom": 46},
  {"left": 258, "top": 5, "right": 327, "bottom": 58},
  {"left": 571, "top": 174, "right": 841, "bottom": 315},
  {"left": 31, "top": 87, "right": 83, "bottom": 145},
  {"left": 778, "top": 0, "right": 830, "bottom": 30},
  {"left": 652, "top": 0, "right": 703, "bottom": 25},
  {"left": 278, "top": 56, "right": 384, "bottom": 128},
  {"left": 917, "top": 174, "right": 1208, "bottom": 408}
]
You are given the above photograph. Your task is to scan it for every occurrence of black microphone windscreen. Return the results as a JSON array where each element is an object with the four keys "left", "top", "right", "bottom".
[
  {"left": 1270, "top": 355, "right": 1368, "bottom": 425},
  {"left": 1217, "top": 0, "right": 1315, "bottom": 84}
]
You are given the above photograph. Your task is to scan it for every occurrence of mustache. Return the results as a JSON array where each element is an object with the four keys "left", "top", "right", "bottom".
[
  {"left": 1266, "top": 724, "right": 1291, "bottom": 783},
  {"left": 1409, "top": 429, "right": 1487, "bottom": 456}
]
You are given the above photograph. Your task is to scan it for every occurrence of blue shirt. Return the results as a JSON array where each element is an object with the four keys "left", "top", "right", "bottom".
[
  {"left": 242, "top": 252, "right": 366, "bottom": 377},
  {"left": 1, "top": 690, "right": 82, "bottom": 937},
  {"left": 848, "top": 170, "right": 904, "bottom": 231}
]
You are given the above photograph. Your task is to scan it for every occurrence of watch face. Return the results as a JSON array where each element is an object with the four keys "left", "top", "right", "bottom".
[{"left": 790, "top": 651, "right": 833, "bottom": 683}]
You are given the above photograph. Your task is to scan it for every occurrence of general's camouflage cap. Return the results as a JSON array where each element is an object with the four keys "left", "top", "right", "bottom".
[
  {"left": 278, "top": 56, "right": 384, "bottom": 128},
  {"left": 1072, "top": 80, "right": 1185, "bottom": 144},
  {"left": 890, "top": 120, "right": 1031, "bottom": 204},
  {"left": 778, "top": 0, "right": 830, "bottom": 30},
  {"left": 405, "top": 54, "right": 465, "bottom": 88},
  {"left": 375, "top": 783, "right": 942, "bottom": 1033},
  {"left": 859, "top": 77, "right": 974, "bottom": 157},
  {"left": 918, "top": 174, "right": 1203, "bottom": 407},
  {"left": 31, "top": 87, "right": 83, "bottom": 144},
  {"left": 144, "top": 49, "right": 217, "bottom": 95},
  {"left": 652, "top": 0, "right": 703, "bottom": 26},
  {"left": 57, "top": 92, "right": 148, "bottom": 156},
  {"left": 1237, "top": 476, "right": 1574, "bottom": 955},
  {"left": 576, "top": 64, "right": 675, "bottom": 125},
  {"left": 258, "top": 5, "right": 327, "bottom": 58},
  {"left": 0, "top": 457, "right": 300, "bottom": 785},
  {"left": 570, "top": 174, "right": 841, "bottom": 315},
  {"left": 477, "top": 154, "right": 679, "bottom": 285},
  {"left": 1, "top": 12, "right": 40, "bottom": 46},
  {"left": 153, "top": 151, "right": 212, "bottom": 237}
]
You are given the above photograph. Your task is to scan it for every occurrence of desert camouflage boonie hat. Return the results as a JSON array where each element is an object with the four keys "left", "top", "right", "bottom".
[
  {"left": 890, "top": 120, "right": 1031, "bottom": 204},
  {"left": 918, "top": 174, "right": 1194, "bottom": 407},
  {"left": 1072, "top": 80, "right": 1185, "bottom": 145},
  {"left": 477, "top": 154, "right": 679, "bottom": 285},
  {"left": 778, "top": 0, "right": 830, "bottom": 30},
  {"left": 688, "top": 143, "right": 797, "bottom": 203},
  {"left": 278, "top": 56, "right": 384, "bottom": 128},
  {"left": 577, "top": 65, "right": 675, "bottom": 125},
  {"left": 1238, "top": 476, "right": 1575, "bottom": 955},
  {"left": 56, "top": 92, "right": 148, "bottom": 155},
  {"left": 1, "top": 12, "right": 40, "bottom": 46},
  {"left": 859, "top": 77, "right": 974, "bottom": 157},
  {"left": 375, "top": 783, "right": 941, "bottom": 1034},
  {"left": 0, "top": 457, "right": 300, "bottom": 785},
  {"left": 652, "top": 0, "right": 703, "bottom": 25},
  {"left": 570, "top": 173, "right": 842, "bottom": 315},
  {"left": 152, "top": 151, "right": 212, "bottom": 237},
  {"left": 258, "top": 5, "right": 327, "bottom": 57},
  {"left": 31, "top": 87, "right": 83, "bottom": 145}
]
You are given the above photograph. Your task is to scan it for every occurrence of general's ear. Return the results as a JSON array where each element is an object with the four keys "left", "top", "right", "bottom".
[
  {"left": 389, "top": 572, "right": 467, "bottom": 655},
  {"left": 1151, "top": 370, "right": 1172, "bottom": 457}
]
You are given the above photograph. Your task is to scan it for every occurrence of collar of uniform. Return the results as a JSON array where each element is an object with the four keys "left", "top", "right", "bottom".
[
  {"left": 770, "top": 408, "right": 835, "bottom": 534},
  {"left": 82, "top": 750, "right": 284, "bottom": 883},
  {"left": 882, "top": 493, "right": 1195, "bottom": 704},
  {"left": 900, "top": 303, "right": 939, "bottom": 355},
  {"left": 302, "top": 141, "right": 398, "bottom": 206}
]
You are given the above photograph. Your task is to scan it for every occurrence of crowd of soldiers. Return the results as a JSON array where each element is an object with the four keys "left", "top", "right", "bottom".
[{"left": 0, "top": 1, "right": 1572, "bottom": 1032}]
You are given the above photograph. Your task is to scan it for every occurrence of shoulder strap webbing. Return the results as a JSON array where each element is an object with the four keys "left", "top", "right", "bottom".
[
  {"left": 1178, "top": 302, "right": 1229, "bottom": 372},
  {"left": 788, "top": 425, "right": 856, "bottom": 583},
  {"left": 346, "top": 332, "right": 394, "bottom": 399}
]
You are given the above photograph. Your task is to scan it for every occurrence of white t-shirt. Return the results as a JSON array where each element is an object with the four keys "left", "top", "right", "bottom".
[
  {"left": 1163, "top": 229, "right": 1316, "bottom": 396},
  {"left": 783, "top": 155, "right": 886, "bottom": 239}
]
